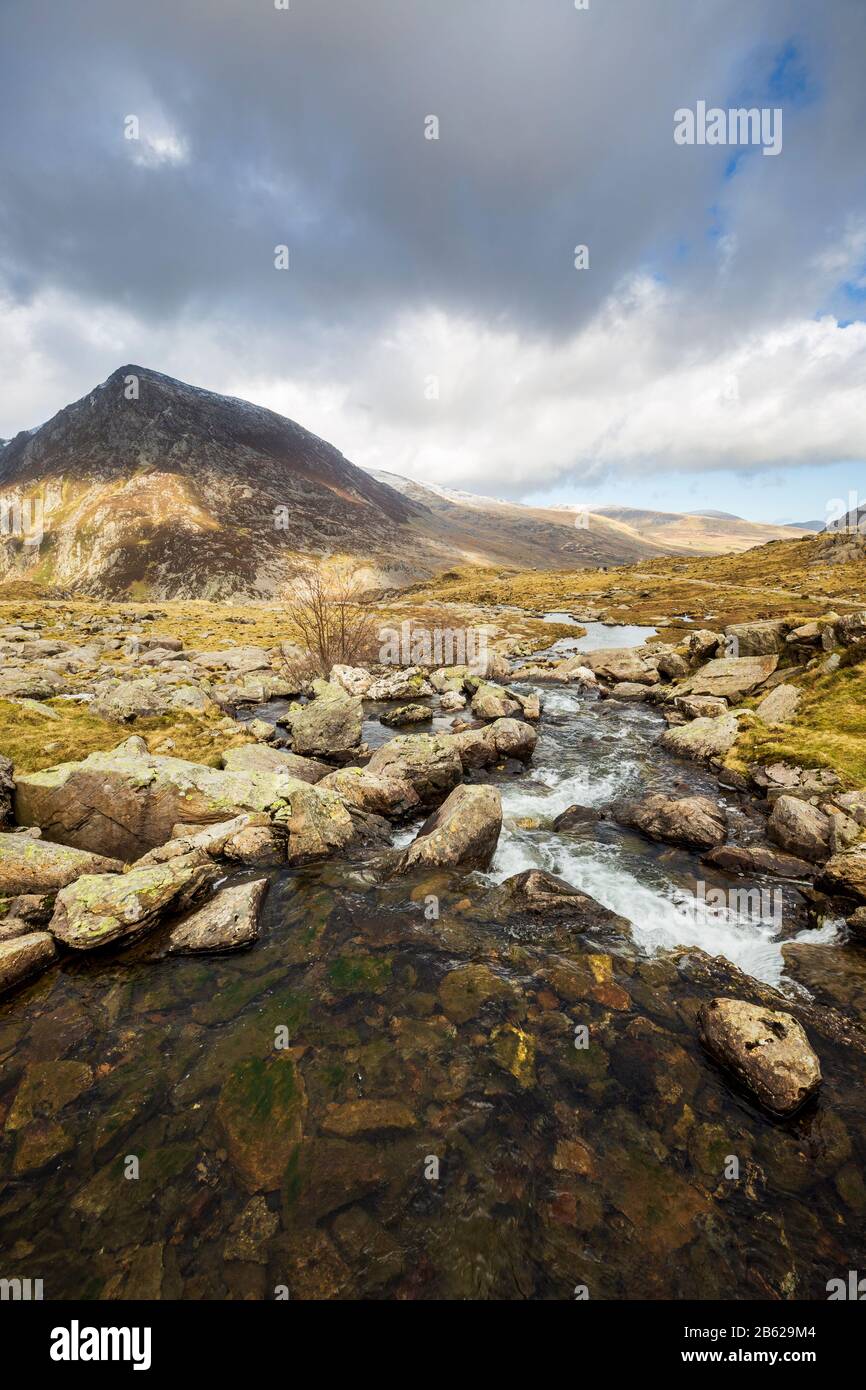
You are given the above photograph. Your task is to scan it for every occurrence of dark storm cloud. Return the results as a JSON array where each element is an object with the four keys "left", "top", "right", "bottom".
[
  {"left": 1, "top": 0, "right": 862, "bottom": 341},
  {"left": 0, "top": 0, "right": 864, "bottom": 493}
]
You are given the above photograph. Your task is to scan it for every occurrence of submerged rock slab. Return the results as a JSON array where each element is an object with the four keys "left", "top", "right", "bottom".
[{"left": 698, "top": 997, "right": 821, "bottom": 1116}]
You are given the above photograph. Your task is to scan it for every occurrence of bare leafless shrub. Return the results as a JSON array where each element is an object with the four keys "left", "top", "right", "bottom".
[{"left": 279, "top": 562, "right": 381, "bottom": 683}]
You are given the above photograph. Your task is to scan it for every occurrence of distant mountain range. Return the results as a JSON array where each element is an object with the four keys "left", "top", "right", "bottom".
[{"left": 0, "top": 367, "right": 818, "bottom": 599}]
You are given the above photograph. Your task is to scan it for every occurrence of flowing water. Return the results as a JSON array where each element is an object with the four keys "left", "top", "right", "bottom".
[{"left": 1, "top": 629, "right": 864, "bottom": 1300}]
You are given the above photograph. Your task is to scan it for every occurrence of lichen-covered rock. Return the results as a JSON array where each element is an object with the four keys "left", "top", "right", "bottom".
[
  {"left": 221, "top": 744, "right": 330, "bottom": 783},
  {"left": 329, "top": 664, "right": 373, "bottom": 697},
  {"left": 14, "top": 745, "right": 303, "bottom": 860},
  {"left": 287, "top": 679, "right": 363, "bottom": 760},
  {"left": 686, "top": 655, "right": 778, "bottom": 700},
  {"left": 755, "top": 683, "right": 801, "bottom": 725},
  {"left": 366, "top": 732, "right": 463, "bottom": 805},
  {"left": 449, "top": 718, "right": 537, "bottom": 769},
  {"left": 391, "top": 784, "right": 502, "bottom": 873},
  {"left": 283, "top": 783, "right": 387, "bottom": 862},
  {"left": 674, "top": 695, "right": 728, "bottom": 720},
  {"left": 768, "top": 795, "right": 831, "bottom": 863},
  {"left": 167, "top": 878, "right": 268, "bottom": 954},
  {"left": 0, "top": 832, "right": 124, "bottom": 894},
  {"left": 90, "top": 676, "right": 220, "bottom": 721},
  {"left": 366, "top": 667, "right": 434, "bottom": 701},
  {"left": 318, "top": 766, "right": 420, "bottom": 819},
  {"left": 49, "top": 854, "right": 219, "bottom": 950},
  {"left": 0, "top": 668, "right": 68, "bottom": 700},
  {"left": 660, "top": 713, "right": 740, "bottom": 763},
  {"left": 0, "top": 931, "right": 57, "bottom": 995},
  {"left": 723, "top": 621, "right": 788, "bottom": 656},
  {"left": 584, "top": 649, "right": 659, "bottom": 685},
  {"left": 702, "top": 843, "right": 815, "bottom": 880},
  {"left": 379, "top": 702, "right": 431, "bottom": 726},
  {"left": 613, "top": 793, "right": 727, "bottom": 851},
  {"left": 818, "top": 845, "right": 866, "bottom": 903},
  {"left": 697, "top": 997, "right": 821, "bottom": 1116},
  {"left": 139, "top": 813, "right": 286, "bottom": 868},
  {"left": 470, "top": 682, "right": 522, "bottom": 720}
]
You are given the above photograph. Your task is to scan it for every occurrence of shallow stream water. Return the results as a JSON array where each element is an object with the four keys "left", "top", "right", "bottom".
[{"left": 1, "top": 627, "right": 863, "bottom": 1300}]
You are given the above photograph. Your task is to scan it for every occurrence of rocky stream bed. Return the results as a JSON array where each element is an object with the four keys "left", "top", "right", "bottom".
[{"left": 1, "top": 615, "right": 866, "bottom": 1299}]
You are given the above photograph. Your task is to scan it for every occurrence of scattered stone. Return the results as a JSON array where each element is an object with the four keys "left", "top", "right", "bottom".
[
  {"left": 224, "top": 1196, "right": 279, "bottom": 1263},
  {"left": 167, "top": 878, "right": 268, "bottom": 954},
  {"left": 674, "top": 695, "right": 728, "bottom": 720},
  {"left": 366, "top": 667, "right": 434, "bottom": 701},
  {"left": 0, "top": 931, "right": 57, "bottom": 995},
  {"left": 660, "top": 714, "right": 740, "bottom": 763},
  {"left": 686, "top": 655, "right": 778, "bottom": 700},
  {"left": 552, "top": 804, "right": 602, "bottom": 831},
  {"left": 697, "top": 997, "right": 821, "bottom": 1116},
  {"left": 755, "top": 683, "right": 801, "bottom": 725},
  {"left": 366, "top": 732, "right": 463, "bottom": 805},
  {"left": 330, "top": 664, "right": 373, "bottom": 697},
  {"left": 49, "top": 854, "right": 219, "bottom": 950},
  {"left": 380, "top": 702, "right": 431, "bottom": 726},
  {"left": 702, "top": 844, "right": 815, "bottom": 880},
  {"left": 391, "top": 784, "right": 502, "bottom": 873},
  {"left": 768, "top": 795, "right": 831, "bottom": 863},
  {"left": 470, "top": 682, "right": 522, "bottom": 720},
  {"left": 221, "top": 744, "right": 330, "bottom": 783},
  {"left": 614, "top": 793, "right": 727, "bottom": 851},
  {"left": 818, "top": 846, "right": 866, "bottom": 903},
  {"left": 287, "top": 679, "right": 363, "bottom": 760},
  {"left": 584, "top": 649, "right": 659, "bottom": 685},
  {"left": 439, "top": 962, "right": 516, "bottom": 1023}
]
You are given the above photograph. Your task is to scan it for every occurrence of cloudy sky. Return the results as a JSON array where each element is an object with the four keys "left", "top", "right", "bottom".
[{"left": 1, "top": 0, "right": 864, "bottom": 522}]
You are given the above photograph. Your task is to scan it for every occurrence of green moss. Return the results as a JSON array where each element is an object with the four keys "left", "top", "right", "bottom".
[{"left": 327, "top": 952, "right": 392, "bottom": 996}]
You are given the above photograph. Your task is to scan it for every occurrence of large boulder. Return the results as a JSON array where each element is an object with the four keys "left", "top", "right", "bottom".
[
  {"left": 391, "top": 785, "right": 502, "bottom": 874},
  {"left": 487, "top": 869, "right": 632, "bottom": 934},
  {"left": 221, "top": 745, "right": 330, "bottom": 783},
  {"left": 366, "top": 733, "right": 463, "bottom": 805},
  {"left": 329, "top": 665, "right": 373, "bottom": 697},
  {"left": 755, "top": 683, "right": 801, "bottom": 725},
  {"left": 138, "top": 813, "right": 286, "bottom": 868},
  {"left": 450, "top": 718, "right": 537, "bottom": 769},
  {"left": 90, "top": 677, "right": 220, "bottom": 721},
  {"left": 0, "top": 931, "right": 57, "bottom": 995},
  {"left": 613, "top": 793, "right": 727, "bottom": 850},
  {"left": 818, "top": 846, "right": 866, "bottom": 903},
  {"left": 365, "top": 668, "right": 434, "bottom": 701},
  {"left": 287, "top": 679, "right": 363, "bottom": 761},
  {"left": 470, "top": 683, "right": 522, "bottom": 721},
  {"left": 0, "top": 832, "right": 124, "bottom": 895},
  {"left": 191, "top": 646, "right": 271, "bottom": 673},
  {"left": 49, "top": 854, "right": 219, "bottom": 951},
  {"left": 660, "top": 714, "right": 740, "bottom": 763},
  {"left": 686, "top": 655, "right": 778, "bottom": 701},
  {"left": 702, "top": 844, "right": 815, "bottom": 880},
  {"left": 584, "top": 649, "right": 659, "bottom": 685},
  {"left": 318, "top": 766, "right": 420, "bottom": 819},
  {"left": 674, "top": 695, "right": 728, "bottom": 721},
  {"left": 723, "top": 621, "right": 787, "bottom": 657},
  {"left": 697, "top": 997, "right": 821, "bottom": 1116},
  {"left": 768, "top": 795, "right": 832, "bottom": 863},
  {"left": 166, "top": 878, "right": 268, "bottom": 955},
  {"left": 835, "top": 611, "right": 866, "bottom": 646},
  {"left": 0, "top": 668, "right": 68, "bottom": 700},
  {"left": 684, "top": 630, "right": 723, "bottom": 661},
  {"left": 14, "top": 745, "right": 302, "bottom": 861}
]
